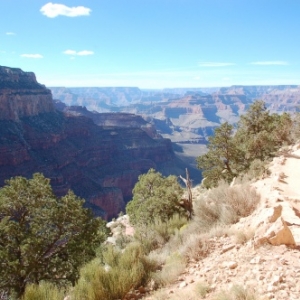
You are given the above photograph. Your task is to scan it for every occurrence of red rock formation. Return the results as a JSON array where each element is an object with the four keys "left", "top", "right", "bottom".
[
  {"left": 0, "top": 66, "right": 54, "bottom": 120},
  {"left": 0, "top": 66, "right": 185, "bottom": 219}
]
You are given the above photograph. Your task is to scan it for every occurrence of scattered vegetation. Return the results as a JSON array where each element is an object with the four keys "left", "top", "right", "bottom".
[
  {"left": 134, "top": 214, "right": 188, "bottom": 253},
  {"left": 2, "top": 101, "right": 297, "bottom": 299}
]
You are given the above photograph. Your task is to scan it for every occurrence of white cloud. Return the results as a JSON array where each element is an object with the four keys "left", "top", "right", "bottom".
[
  {"left": 77, "top": 50, "right": 94, "bottom": 56},
  {"left": 198, "top": 62, "right": 235, "bottom": 67},
  {"left": 63, "top": 50, "right": 77, "bottom": 55},
  {"left": 6, "top": 32, "right": 16, "bottom": 35},
  {"left": 250, "top": 61, "right": 288, "bottom": 66},
  {"left": 21, "top": 54, "right": 43, "bottom": 59},
  {"left": 63, "top": 49, "right": 94, "bottom": 56},
  {"left": 40, "top": 2, "right": 91, "bottom": 18}
]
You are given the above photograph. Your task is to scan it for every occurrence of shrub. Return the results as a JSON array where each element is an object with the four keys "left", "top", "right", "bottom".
[
  {"left": 213, "top": 284, "right": 257, "bottom": 300},
  {"left": 134, "top": 214, "right": 188, "bottom": 253},
  {"left": 23, "top": 282, "right": 66, "bottom": 300},
  {"left": 194, "top": 181, "right": 260, "bottom": 231},
  {"left": 233, "top": 230, "right": 254, "bottom": 245},
  {"left": 194, "top": 281, "right": 211, "bottom": 298},
  {"left": 115, "top": 232, "right": 134, "bottom": 249},
  {"left": 72, "top": 243, "right": 157, "bottom": 300},
  {"left": 179, "top": 232, "right": 210, "bottom": 261},
  {"left": 126, "top": 169, "right": 185, "bottom": 225},
  {"left": 152, "top": 253, "right": 186, "bottom": 287},
  {"left": 246, "top": 159, "right": 271, "bottom": 180}
]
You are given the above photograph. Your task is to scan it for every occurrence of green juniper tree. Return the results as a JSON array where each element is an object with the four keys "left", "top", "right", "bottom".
[
  {"left": 197, "top": 101, "right": 293, "bottom": 187},
  {"left": 197, "top": 122, "right": 244, "bottom": 187},
  {"left": 0, "top": 173, "right": 107, "bottom": 299},
  {"left": 126, "top": 169, "right": 185, "bottom": 225},
  {"left": 236, "top": 100, "right": 293, "bottom": 162}
]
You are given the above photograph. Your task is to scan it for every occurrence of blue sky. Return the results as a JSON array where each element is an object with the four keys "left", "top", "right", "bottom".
[{"left": 1, "top": 0, "right": 300, "bottom": 88}]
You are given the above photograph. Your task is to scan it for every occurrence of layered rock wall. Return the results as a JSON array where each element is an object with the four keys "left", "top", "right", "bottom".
[
  {"left": 0, "top": 66, "right": 54, "bottom": 120},
  {"left": 0, "top": 66, "right": 184, "bottom": 219}
]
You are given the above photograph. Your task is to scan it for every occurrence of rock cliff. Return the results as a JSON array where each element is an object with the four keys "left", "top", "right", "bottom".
[
  {"left": 0, "top": 66, "right": 54, "bottom": 120},
  {"left": 53, "top": 101, "right": 162, "bottom": 139},
  {"left": 51, "top": 85, "right": 300, "bottom": 143},
  {"left": 51, "top": 85, "right": 300, "bottom": 172},
  {"left": 0, "top": 66, "right": 188, "bottom": 219}
]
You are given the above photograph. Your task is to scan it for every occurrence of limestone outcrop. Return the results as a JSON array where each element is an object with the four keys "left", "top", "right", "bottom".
[{"left": 234, "top": 145, "right": 300, "bottom": 248}]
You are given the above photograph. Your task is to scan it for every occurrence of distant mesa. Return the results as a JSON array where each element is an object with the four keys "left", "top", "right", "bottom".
[{"left": 50, "top": 84, "right": 300, "bottom": 146}]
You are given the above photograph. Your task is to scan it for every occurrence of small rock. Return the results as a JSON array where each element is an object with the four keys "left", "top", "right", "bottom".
[
  {"left": 221, "top": 244, "right": 235, "bottom": 253},
  {"left": 250, "top": 256, "right": 264, "bottom": 264},
  {"left": 257, "top": 274, "right": 265, "bottom": 280},
  {"left": 227, "top": 261, "right": 238, "bottom": 269}
]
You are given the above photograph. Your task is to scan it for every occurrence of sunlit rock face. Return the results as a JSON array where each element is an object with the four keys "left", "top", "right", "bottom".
[{"left": 0, "top": 66, "right": 54, "bottom": 120}]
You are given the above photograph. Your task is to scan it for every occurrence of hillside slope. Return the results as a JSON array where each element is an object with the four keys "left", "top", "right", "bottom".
[{"left": 143, "top": 145, "right": 300, "bottom": 300}]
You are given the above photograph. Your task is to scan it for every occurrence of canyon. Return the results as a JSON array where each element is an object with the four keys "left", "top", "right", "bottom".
[
  {"left": 51, "top": 85, "right": 300, "bottom": 168},
  {"left": 2, "top": 65, "right": 300, "bottom": 220},
  {"left": 0, "top": 66, "right": 192, "bottom": 219}
]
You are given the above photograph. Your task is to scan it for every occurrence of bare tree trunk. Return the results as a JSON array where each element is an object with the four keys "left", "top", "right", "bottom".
[{"left": 179, "top": 168, "right": 193, "bottom": 219}]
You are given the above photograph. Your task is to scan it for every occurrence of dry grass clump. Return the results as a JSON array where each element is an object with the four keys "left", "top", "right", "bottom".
[
  {"left": 194, "top": 281, "right": 211, "bottom": 298},
  {"left": 246, "top": 159, "right": 271, "bottom": 180},
  {"left": 194, "top": 181, "right": 260, "bottom": 231},
  {"left": 213, "top": 284, "right": 257, "bottom": 300},
  {"left": 134, "top": 214, "right": 188, "bottom": 254},
  {"left": 152, "top": 253, "right": 186, "bottom": 287},
  {"left": 114, "top": 231, "right": 134, "bottom": 249},
  {"left": 178, "top": 233, "right": 211, "bottom": 261},
  {"left": 23, "top": 282, "right": 66, "bottom": 300},
  {"left": 233, "top": 229, "right": 255, "bottom": 245}
]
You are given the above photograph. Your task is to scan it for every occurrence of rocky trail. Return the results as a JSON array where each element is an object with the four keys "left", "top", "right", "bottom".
[{"left": 144, "top": 145, "right": 300, "bottom": 300}]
